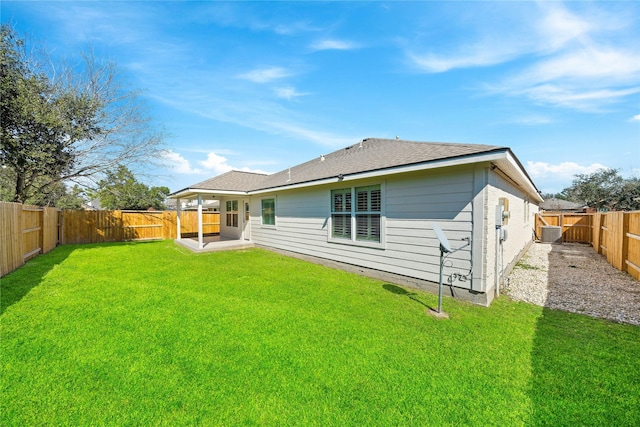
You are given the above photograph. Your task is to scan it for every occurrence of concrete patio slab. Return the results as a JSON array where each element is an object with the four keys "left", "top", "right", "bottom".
[{"left": 174, "top": 235, "right": 254, "bottom": 252}]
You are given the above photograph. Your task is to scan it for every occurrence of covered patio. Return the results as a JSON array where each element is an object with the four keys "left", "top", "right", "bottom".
[
  {"left": 175, "top": 235, "right": 255, "bottom": 253},
  {"left": 169, "top": 170, "right": 268, "bottom": 251}
]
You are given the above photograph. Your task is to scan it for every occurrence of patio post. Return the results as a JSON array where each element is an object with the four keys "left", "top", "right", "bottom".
[
  {"left": 197, "top": 194, "right": 203, "bottom": 249},
  {"left": 176, "top": 198, "right": 181, "bottom": 240}
]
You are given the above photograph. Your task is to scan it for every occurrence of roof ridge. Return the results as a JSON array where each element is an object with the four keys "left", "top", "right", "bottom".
[{"left": 226, "top": 169, "right": 269, "bottom": 176}]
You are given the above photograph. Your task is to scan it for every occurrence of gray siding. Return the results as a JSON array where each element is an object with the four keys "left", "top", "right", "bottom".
[{"left": 251, "top": 165, "right": 478, "bottom": 289}]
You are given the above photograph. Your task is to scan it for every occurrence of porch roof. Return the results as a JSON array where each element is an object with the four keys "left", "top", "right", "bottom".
[{"left": 171, "top": 170, "right": 268, "bottom": 199}]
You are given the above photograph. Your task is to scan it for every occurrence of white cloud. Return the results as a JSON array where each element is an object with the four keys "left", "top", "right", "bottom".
[
  {"left": 274, "top": 86, "right": 309, "bottom": 100},
  {"left": 199, "top": 152, "right": 234, "bottom": 175},
  {"left": 268, "top": 120, "right": 357, "bottom": 147},
  {"left": 155, "top": 89, "right": 358, "bottom": 149},
  {"left": 310, "top": 39, "right": 360, "bottom": 51},
  {"left": 527, "top": 161, "right": 609, "bottom": 181},
  {"left": 161, "top": 150, "right": 203, "bottom": 174},
  {"left": 199, "top": 152, "right": 271, "bottom": 176},
  {"left": 536, "top": 4, "right": 594, "bottom": 51},
  {"left": 236, "top": 67, "right": 292, "bottom": 83},
  {"left": 408, "top": 3, "right": 640, "bottom": 111},
  {"left": 519, "top": 45, "right": 640, "bottom": 85},
  {"left": 514, "top": 85, "right": 640, "bottom": 111},
  {"left": 631, "top": 114, "right": 640, "bottom": 122},
  {"left": 274, "top": 21, "right": 318, "bottom": 35},
  {"left": 162, "top": 150, "right": 270, "bottom": 178},
  {"left": 526, "top": 160, "right": 624, "bottom": 193},
  {"left": 408, "top": 40, "right": 525, "bottom": 73},
  {"left": 492, "top": 115, "right": 553, "bottom": 126}
]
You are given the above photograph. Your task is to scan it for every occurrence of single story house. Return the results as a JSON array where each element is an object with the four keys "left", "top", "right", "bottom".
[{"left": 170, "top": 138, "right": 542, "bottom": 306}]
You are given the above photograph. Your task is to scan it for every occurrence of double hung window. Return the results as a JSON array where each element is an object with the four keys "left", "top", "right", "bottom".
[{"left": 331, "top": 185, "right": 382, "bottom": 244}]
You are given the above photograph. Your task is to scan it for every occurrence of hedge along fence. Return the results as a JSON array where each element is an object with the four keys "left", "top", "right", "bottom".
[
  {"left": 0, "top": 201, "right": 220, "bottom": 277},
  {"left": 536, "top": 211, "right": 640, "bottom": 281}
]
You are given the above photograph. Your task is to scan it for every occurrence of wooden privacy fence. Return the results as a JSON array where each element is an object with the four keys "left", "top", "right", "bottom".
[
  {"left": 61, "top": 210, "right": 220, "bottom": 244},
  {"left": 1, "top": 202, "right": 59, "bottom": 277},
  {"left": 1, "top": 202, "right": 220, "bottom": 277},
  {"left": 536, "top": 211, "right": 640, "bottom": 281},
  {"left": 535, "top": 213, "right": 593, "bottom": 243}
]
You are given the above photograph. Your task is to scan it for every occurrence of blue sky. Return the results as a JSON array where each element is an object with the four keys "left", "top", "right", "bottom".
[{"left": 3, "top": 1, "right": 639, "bottom": 195}]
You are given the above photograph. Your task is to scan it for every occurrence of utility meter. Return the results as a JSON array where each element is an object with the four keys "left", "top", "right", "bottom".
[{"left": 496, "top": 198, "right": 510, "bottom": 226}]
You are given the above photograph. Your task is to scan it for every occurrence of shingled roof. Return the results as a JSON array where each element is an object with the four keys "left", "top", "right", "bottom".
[
  {"left": 540, "top": 197, "right": 585, "bottom": 211},
  {"left": 253, "top": 138, "right": 504, "bottom": 191},
  {"left": 185, "top": 170, "right": 268, "bottom": 193},
  {"left": 171, "top": 138, "right": 539, "bottom": 200}
]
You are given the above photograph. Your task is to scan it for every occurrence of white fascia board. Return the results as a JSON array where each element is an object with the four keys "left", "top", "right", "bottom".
[
  {"left": 169, "top": 189, "right": 247, "bottom": 199},
  {"left": 249, "top": 178, "right": 339, "bottom": 195},
  {"left": 249, "top": 150, "right": 510, "bottom": 195},
  {"left": 342, "top": 151, "right": 509, "bottom": 182},
  {"left": 502, "top": 151, "right": 544, "bottom": 203}
]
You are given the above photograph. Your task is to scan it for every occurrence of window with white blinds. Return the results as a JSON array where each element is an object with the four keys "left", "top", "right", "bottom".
[
  {"left": 331, "top": 188, "right": 352, "bottom": 239},
  {"left": 355, "top": 186, "right": 381, "bottom": 242},
  {"left": 331, "top": 185, "right": 381, "bottom": 243}
]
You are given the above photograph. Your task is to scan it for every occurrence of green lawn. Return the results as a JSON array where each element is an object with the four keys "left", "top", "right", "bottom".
[{"left": 1, "top": 241, "right": 639, "bottom": 426}]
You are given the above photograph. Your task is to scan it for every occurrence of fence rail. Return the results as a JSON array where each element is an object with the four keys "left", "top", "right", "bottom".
[
  {"left": 1, "top": 202, "right": 220, "bottom": 277},
  {"left": 536, "top": 211, "right": 640, "bottom": 281}
]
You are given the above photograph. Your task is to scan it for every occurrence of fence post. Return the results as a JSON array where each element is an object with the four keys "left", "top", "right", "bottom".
[
  {"left": 610, "top": 212, "right": 624, "bottom": 270},
  {"left": 622, "top": 212, "right": 630, "bottom": 273},
  {"left": 593, "top": 213, "right": 602, "bottom": 254},
  {"left": 59, "top": 210, "right": 64, "bottom": 245},
  {"left": 38, "top": 208, "right": 44, "bottom": 255}
]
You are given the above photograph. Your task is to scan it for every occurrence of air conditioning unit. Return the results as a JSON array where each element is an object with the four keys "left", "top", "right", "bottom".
[{"left": 541, "top": 226, "right": 562, "bottom": 244}]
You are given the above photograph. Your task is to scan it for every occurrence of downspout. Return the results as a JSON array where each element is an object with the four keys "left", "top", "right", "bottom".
[
  {"left": 197, "top": 194, "right": 203, "bottom": 249},
  {"left": 176, "top": 197, "right": 181, "bottom": 241},
  {"left": 495, "top": 226, "right": 501, "bottom": 297}
]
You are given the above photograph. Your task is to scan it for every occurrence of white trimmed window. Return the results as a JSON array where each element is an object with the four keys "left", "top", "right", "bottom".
[
  {"left": 330, "top": 185, "right": 382, "bottom": 244},
  {"left": 331, "top": 188, "right": 352, "bottom": 239},
  {"left": 355, "top": 186, "right": 381, "bottom": 242},
  {"left": 261, "top": 198, "right": 276, "bottom": 226}
]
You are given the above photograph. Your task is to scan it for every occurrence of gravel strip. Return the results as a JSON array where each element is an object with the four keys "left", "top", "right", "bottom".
[{"left": 506, "top": 242, "right": 640, "bottom": 326}]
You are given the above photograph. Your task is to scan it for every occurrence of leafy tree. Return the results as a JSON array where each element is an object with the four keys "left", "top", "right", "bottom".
[
  {"left": 93, "top": 165, "right": 169, "bottom": 210},
  {"left": 0, "top": 24, "right": 165, "bottom": 204},
  {"left": 560, "top": 168, "right": 622, "bottom": 210},
  {"left": 1, "top": 25, "right": 73, "bottom": 202},
  {"left": 616, "top": 177, "right": 640, "bottom": 211},
  {"left": 31, "top": 183, "right": 87, "bottom": 209},
  {"left": 560, "top": 168, "right": 640, "bottom": 211},
  {"left": 541, "top": 192, "right": 567, "bottom": 200}
]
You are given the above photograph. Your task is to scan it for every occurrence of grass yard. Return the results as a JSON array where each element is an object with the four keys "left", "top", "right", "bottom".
[{"left": 1, "top": 241, "right": 639, "bottom": 426}]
